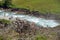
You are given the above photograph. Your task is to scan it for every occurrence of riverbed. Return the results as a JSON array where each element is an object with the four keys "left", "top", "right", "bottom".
[{"left": 0, "top": 10, "right": 60, "bottom": 27}]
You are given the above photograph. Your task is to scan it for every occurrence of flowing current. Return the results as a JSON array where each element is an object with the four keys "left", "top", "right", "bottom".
[{"left": 0, "top": 10, "right": 60, "bottom": 27}]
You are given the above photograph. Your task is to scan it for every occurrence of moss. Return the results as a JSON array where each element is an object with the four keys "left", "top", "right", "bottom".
[{"left": 0, "top": 19, "right": 11, "bottom": 24}]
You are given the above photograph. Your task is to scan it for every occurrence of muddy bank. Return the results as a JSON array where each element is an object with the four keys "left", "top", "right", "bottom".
[{"left": 0, "top": 8, "right": 60, "bottom": 20}]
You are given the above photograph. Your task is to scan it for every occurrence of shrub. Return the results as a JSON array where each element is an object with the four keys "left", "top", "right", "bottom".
[{"left": 2, "top": 0, "right": 12, "bottom": 8}]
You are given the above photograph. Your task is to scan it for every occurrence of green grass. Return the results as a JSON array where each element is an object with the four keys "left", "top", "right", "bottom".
[
  {"left": 11, "top": 0, "right": 60, "bottom": 13},
  {"left": 35, "top": 35, "right": 47, "bottom": 40},
  {"left": 0, "top": 0, "right": 60, "bottom": 13}
]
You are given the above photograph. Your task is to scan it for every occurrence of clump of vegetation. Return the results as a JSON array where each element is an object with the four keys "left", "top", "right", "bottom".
[
  {"left": 0, "top": 1, "right": 3, "bottom": 7},
  {"left": 0, "top": 0, "right": 12, "bottom": 8},
  {"left": 35, "top": 35, "right": 47, "bottom": 40},
  {"left": 2, "top": 0, "right": 12, "bottom": 8},
  {"left": 0, "top": 35, "right": 4, "bottom": 40},
  {"left": 0, "top": 19, "right": 11, "bottom": 24}
]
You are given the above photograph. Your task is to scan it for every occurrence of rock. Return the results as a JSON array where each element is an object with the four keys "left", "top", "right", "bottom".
[{"left": 12, "top": 18, "right": 39, "bottom": 35}]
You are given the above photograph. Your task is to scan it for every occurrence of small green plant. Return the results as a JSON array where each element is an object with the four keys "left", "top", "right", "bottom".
[
  {"left": 7, "top": 37, "right": 12, "bottom": 40},
  {"left": 0, "top": 19, "right": 11, "bottom": 24},
  {"left": 35, "top": 35, "right": 47, "bottom": 40},
  {"left": 0, "top": 36, "right": 4, "bottom": 40}
]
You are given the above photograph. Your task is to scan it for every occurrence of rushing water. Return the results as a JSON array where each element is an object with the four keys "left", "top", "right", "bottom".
[{"left": 0, "top": 10, "right": 60, "bottom": 27}]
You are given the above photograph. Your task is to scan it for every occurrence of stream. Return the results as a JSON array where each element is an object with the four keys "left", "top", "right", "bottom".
[{"left": 0, "top": 10, "right": 60, "bottom": 27}]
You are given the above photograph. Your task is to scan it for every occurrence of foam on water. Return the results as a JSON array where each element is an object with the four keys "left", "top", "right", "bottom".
[
  {"left": 0, "top": 10, "right": 60, "bottom": 27},
  {"left": 13, "top": 15, "right": 59, "bottom": 27}
]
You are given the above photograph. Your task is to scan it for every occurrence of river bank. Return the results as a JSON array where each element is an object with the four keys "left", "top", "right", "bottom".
[{"left": 0, "top": 18, "right": 60, "bottom": 40}]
